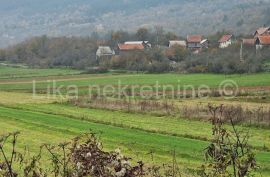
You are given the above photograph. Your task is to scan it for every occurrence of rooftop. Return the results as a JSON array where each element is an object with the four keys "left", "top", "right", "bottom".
[
  {"left": 187, "top": 35, "right": 202, "bottom": 43},
  {"left": 218, "top": 35, "right": 233, "bottom": 43},
  {"left": 124, "top": 41, "right": 149, "bottom": 44},
  {"left": 118, "top": 44, "right": 145, "bottom": 50},
  {"left": 255, "top": 27, "right": 270, "bottom": 36}
]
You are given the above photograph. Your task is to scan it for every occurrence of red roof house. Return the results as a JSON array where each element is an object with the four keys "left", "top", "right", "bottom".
[{"left": 186, "top": 35, "right": 203, "bottom": 50}]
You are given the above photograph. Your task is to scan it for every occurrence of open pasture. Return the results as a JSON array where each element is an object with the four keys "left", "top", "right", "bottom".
[
  {"left": 0, "top": 90, "right": 269, "bottom": 176},
  {"left": 0, "top": 72, "right": 270, "bottom": 95},
  {"left": 0, "top": 103, "right": 270, "bottom": 176},
  {"left": 0, "top": 65, "right": 81, "bottom": 79},
  {"left": 0, "top": 66, "right": 270, "bottom": 176}
]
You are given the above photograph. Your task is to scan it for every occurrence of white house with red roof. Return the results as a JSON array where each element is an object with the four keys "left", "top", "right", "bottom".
[{"left": 218, "top": 34, "right": 233, "bottom": 48}]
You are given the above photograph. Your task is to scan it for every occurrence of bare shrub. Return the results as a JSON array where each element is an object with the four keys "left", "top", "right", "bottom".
[
  {"left": 0, "top": 132, "right": 182, "bottom": 177},
  {"left": 201, "top": 105, "right": 258, "bottom": 177},
  {"left": 69, "top": 97, "right": 270, "bottom": 127}
]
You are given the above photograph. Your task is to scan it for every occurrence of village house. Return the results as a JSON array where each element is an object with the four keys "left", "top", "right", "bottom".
[
  {"left": 186, "top": 35, "right": 208, "bottom": 53},
  {"left": 187, "top": 35, "right": 202, "bottom": 49},
  {"left": 117, "top": 43, "right": 145, "bottom": 55},
  {"left": 218, "top": 35, "right": 233, "bottom": 48},
  {"left": 255, "top": 35, "right": 270, "bottom": 49},
  {"left": 169, "top": 40, "right": 186, "bottom": 48},
  {"left": 254, "top": 27, "right": 270, "bottom": 38},
  {"left": 96, "top": 46, "right": 115, "bottom": 60}
]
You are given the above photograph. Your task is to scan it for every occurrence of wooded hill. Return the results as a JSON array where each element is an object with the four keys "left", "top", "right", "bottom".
[{"left": 1, "top": 0, "right": 270, "bottom": 47}]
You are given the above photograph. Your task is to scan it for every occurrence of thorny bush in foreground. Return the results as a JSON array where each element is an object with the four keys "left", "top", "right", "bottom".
[
  {"left": 0, "top": 132, "right": 181, "bottom": 177},
  {"left": 200, "top": 104, "right": 258, "bottom": 177}
]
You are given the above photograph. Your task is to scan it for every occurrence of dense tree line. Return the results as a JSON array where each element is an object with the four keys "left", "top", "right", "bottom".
[
  {"left": 182, "top": 44, "right": 268, "bottom": 74},
  {"left": 0, "top": 28, "right": 269, "bottom": 74},
  {"left": 0, "top": 36, "right": 98, "bottom": 69},
  {"left": 0, "top": 28, "right": 179, "bottom": 72}
]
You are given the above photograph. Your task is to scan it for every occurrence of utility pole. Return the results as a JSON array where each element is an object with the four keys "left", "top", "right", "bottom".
[{"left": 240, "top": 42, "right": 244, "bottom": 62}]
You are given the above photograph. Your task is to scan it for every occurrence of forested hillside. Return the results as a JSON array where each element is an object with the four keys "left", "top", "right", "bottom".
[{"left": 1, "top": 0, "right": 270, "bottom": 47}]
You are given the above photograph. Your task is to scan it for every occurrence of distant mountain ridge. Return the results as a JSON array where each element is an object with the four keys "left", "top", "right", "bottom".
[{"left": 1, "top": 0, "right": 270, "bottom": 48}]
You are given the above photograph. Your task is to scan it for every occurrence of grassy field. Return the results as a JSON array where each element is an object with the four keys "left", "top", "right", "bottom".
[
  {"left": 4, "top": 102, "right": 270, "bottom": 149},
  {"left": 0, "top": 72, "right": 270, "bottom": 94},
  {"left": 0, "top": 104, "right": 270, "bottom": 176},
  {"left": 0, "top": 91, "right": 269, "bottom": 176},
  {"left": 0, "top": 105, "right": 208, "bottom": 172},
  {"left": 0, "top": 66, "right": 270, "bottom": 176},
  {"left": 0, "top": 65, "right": 81, "bottom": 79}
]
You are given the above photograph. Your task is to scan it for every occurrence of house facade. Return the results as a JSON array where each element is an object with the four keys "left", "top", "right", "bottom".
[
  {"left": 218, "top": 35, "right": 233, "bottom": 48},
  {"left": 96, "top": 46, "right": 115, "bottom": 59},
  {"left": 242, "top": 38, "right": 256, "bottom": 46},
  {"left": 186, "top": 35, "right": 208, "bottom": 53},
  {"left": 255, "top": 35, "right": 270, "bottom": 49},
  {"left": 169, "top": 40, "right": 186, "bottom": 48},
  {"left": 187, "top": 35, "right": 203, "bottom": 49}
]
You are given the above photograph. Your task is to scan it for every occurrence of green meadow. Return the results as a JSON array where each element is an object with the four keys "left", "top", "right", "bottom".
[
  {"left": 0, "top": 72, "right": 270, "bottom": 93},
  {"left": 0, "top": 65, "right": 270, "bottom": 176},
  {"left": 0, "top": 104, "right": 270, "bottom": 176},
  {"left": 0, "top": 65, "right": 81, "bottom": 79}
]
